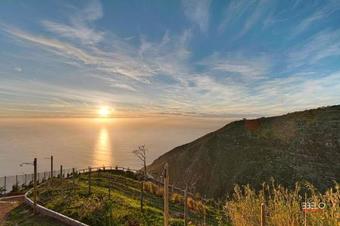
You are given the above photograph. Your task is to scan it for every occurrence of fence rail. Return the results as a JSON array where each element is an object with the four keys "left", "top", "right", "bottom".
[
  {"left": 1, "top": 164, "right": 223, "bottom": 225},
  {"left": 0, "top": 165, "right": 137, "bottom": 195}
]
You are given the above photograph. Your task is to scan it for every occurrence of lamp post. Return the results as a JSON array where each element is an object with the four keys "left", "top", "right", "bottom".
[{"left": 20, "top": 158, "right": 37, "bottom": 214}]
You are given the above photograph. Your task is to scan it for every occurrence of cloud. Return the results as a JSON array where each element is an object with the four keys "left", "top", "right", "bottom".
[
  {"left": 1, "top": 0, "right": 340, "bottom": 118},
  {"left": 239, "top": 0, "right": 274, "bottom": 36},
  {"left": 0, "top": 78, "right": 147, "bottom": 117},
  {"left": 0, "top": 24, "right": 193, "bottom": 85},
  {"left": 218, "top": 0, "right": 254, "bottom": 32},
  {"left": 42, "top": 0, "right": 104, "bottom": 44},
  {"left": 288, "top": 29, "right": 340, "bottom": 67},
  {"left": 218, "top": 0, "right": 275, "bottom": 36},
  {"left": 1, "top": 25, "right": 157, "bottom": 82},
  {"left": 249, "top": 72, "right": 340, "bottom": 114},
  {"left": 110, "top": 83, "right": 136, "bottom": 92},
  {"left": 2, "top": 25, "right": 95, "bottom": 63},
  {"left": 14, "top": 67, "right": 22, "bottom": 72},
  {"left": 199, "top": 53, "right": 268, "bottom": 79},
  {"left": 182, "top": 0, "right": 211, "bottom": 32},
  {"left": 292, "top": 0, "right": 340, "bottom": 36},
  {"left": 42, "top": 21, "right": 103, "bottom": 45}
]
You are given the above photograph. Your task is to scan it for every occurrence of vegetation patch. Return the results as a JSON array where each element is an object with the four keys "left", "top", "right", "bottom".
[{"left": 31, "top": 170, "right": 224, "bottom": 226}]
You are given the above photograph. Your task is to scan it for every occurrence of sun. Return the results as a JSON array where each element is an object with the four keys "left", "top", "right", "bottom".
[{"left": 98, "top": 106, "right": 112, "bottom": 118}]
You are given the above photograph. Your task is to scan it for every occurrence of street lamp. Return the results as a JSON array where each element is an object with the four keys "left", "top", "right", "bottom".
[{"left": 19, "top": 158, "right": 37, "bottom": 214}]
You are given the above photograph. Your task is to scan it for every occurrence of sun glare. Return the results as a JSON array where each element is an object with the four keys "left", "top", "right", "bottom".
[{"left": 98, "top": 106, "right": 112, "bottom": 118}]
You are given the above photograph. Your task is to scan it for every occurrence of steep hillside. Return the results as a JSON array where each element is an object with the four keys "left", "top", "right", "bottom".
[{"left": 148, "top": 105, "right": 340, "bottom": 198}]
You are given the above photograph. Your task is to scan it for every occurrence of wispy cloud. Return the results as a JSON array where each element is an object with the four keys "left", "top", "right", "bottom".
[
  {"left": 218, "top": 0, "right": 254, "bottom": 32},
  {"left": 288, "top": 29, "right": 340, "bottom": 67},
  {"left": 2, "top": 25, "right": 95, "bottom": 63},
  {"left": 182, "top": 0, "right": 211, "bottom": 32},
  {"left": 218, "top": 0, "right": 275, "bottom": 36},
  {"left": 42, "top": 0, "right": 103, "bottom": 44},
  {"left": 0, "top": 22, "right": 193, "bottom": 85},
  {"left": 199, "top": 53, "right": 269, "bottom": 79},
  {"left": 239, "top": 0, "right": 275, "bottom": 36},
  {"left": 1, "top": 25, "right": 156, "bottom": 82},
  {"left": 292, "top": 0, "right": 340, "bottom": 36},
  {"left": 110, "top": 83, "right": 137, "bottom": 92}
]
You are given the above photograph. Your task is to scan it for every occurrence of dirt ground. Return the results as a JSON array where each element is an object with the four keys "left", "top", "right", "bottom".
[{"left": 0, "top": 195, "right": 25, "bottom": 223}]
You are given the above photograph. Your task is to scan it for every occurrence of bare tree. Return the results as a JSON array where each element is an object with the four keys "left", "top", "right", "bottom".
[
  {"left": 133, "top": 145, "right": 147, "bottom": 174},
  {"left": 132, "top": 145, "right": 147, "bottom": 212}
]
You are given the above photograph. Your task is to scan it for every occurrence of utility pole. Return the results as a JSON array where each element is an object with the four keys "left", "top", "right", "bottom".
[
  {"left": 33, "top": 158, "right": 37, "bottom": 214},
  {"left": 163, "top": 163, "right": 169, "bottom": 226}
]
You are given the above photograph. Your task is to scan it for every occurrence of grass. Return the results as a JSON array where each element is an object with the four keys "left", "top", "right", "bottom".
[
  {"left": 31, "top": 169, "right": 225, "bottom": 226},
  {"left": 3, "top": 204, "right": 65, "bottom": 226},
  {"left": 6, "top": 170, "right": 336, "bottom": 225},
  {"left": 224, "top": 180, "right": 339, "bottom": 226}
]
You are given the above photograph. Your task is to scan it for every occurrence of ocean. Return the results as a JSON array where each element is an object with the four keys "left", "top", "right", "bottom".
[{"left": 0, "top": 117, "right": 225, "bottom": 176}]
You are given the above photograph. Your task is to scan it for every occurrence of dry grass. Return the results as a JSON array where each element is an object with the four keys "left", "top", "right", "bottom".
[{"left": 225, "top": 181, "right": 339, "bottom": 226}]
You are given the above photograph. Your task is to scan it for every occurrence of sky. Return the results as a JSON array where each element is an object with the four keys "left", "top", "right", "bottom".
[{"left": 0, "top": 0, "right": 340, "bottom": 118}]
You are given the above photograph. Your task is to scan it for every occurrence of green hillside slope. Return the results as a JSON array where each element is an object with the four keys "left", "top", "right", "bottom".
[{"left": 148, "top": 105, "right": 340, "bottom": 198}]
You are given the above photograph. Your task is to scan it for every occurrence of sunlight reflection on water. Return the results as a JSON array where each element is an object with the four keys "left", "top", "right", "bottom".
[{"left": 93, "top": 126, "right": 113, "bottom": 167}]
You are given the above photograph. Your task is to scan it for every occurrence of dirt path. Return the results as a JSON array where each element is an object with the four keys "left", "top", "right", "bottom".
[{"left": 0, "top": 195, "right": 25, "bottom": 223}]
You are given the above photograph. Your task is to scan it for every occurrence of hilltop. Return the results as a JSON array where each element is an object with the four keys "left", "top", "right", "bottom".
[{"left": 148, "top": 105, "right": 340, "bottom": 198}]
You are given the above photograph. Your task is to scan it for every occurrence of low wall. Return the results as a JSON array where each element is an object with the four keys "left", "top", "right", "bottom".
[{"left": 24, "top": 190, "right": 89, "bottom": 226}]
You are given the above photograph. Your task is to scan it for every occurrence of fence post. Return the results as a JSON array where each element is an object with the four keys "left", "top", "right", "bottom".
[
  {"left": 33, "top": 158, "right": 37, "bottom": 214},
  {"left": 108, "top": 185, "right": 111, "bottom": 200},
  {"left": 60, "top": 165, "right": 63, "bottom": 180},
  {"left": 24, "top": 174, "right": 27, "bottom": 186},
  {"left": 50, "top": 155, "right": 54, "bottom": 178},
  {"left": 4, "top": 176, "right": 6, "bottom": 193},
  {"left": 203, "top": 197, "right": 206, "bottom": 226},
  {"left": 15, "top": 175, "right": 18, "bottom": 187},
  {"left": 304, "top": 193, "right": 307, "bottom": 226},
  {"left": 261, "top": 203, "right": 265, "bottom": 226},
  {"left": 163, "top": 163, "right": 169, "bottom": 226},
  {"left": 72, "top": 168, "right": 75, "bottom": 188},
  {"left": 88, "top": 167, "right": 92, "bottom": 194},
  {"left": 184, "top": 185, "right": 188, "bottom": 226},
  {"left": 140, "top": 180, "right": 144, "bottom": 212}
]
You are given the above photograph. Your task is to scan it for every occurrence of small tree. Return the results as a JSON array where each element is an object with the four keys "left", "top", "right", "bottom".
[{"left": 132, "top": 145, "right": 148, "bottom": 212}]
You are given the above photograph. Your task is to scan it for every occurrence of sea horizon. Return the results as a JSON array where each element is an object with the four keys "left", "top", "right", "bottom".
[{"left": 0, "top": 117, "right": 226, "bottom": 177}]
